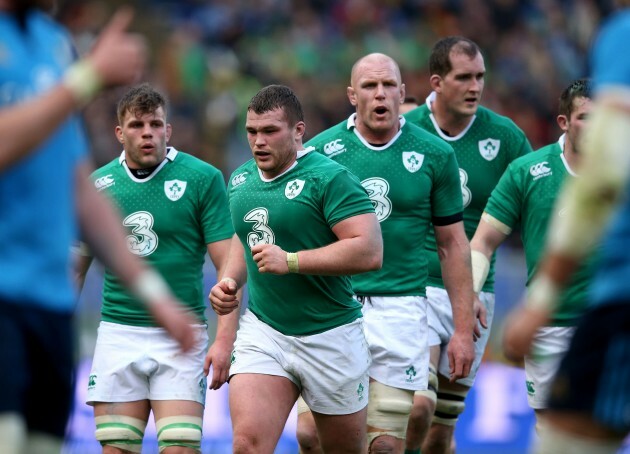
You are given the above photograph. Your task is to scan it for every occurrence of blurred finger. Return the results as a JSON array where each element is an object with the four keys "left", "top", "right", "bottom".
[{"left": 101, "top": 6, "right": 134, "bottom": 37}]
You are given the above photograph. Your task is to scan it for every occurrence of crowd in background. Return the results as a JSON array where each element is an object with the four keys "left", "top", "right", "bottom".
[{"left": 57, "top": 0, "right": 613, "bottom": 176}]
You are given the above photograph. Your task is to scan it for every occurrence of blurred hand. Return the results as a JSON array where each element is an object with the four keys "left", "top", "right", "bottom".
[
  {"left": 251, "top": 244, "right": 289, "bottom": 274},
  {"left": 447, "top": 330, "right": 475, "bottom": 382},
  {"left": 502, "top": 304, "right": 550, "bottom": 362},
  {"left": 473, "top": 295, "right": 488, "bottom": 341},
  {"left": 204, "top": 336, "right": 234, "bottom": 390},
  {"left": 88, "top": 7, "right": 146, "bottom": 87},
  {"left": 209, "top": 278, "right": 239, "bottom": 315},
  {"left": 149, "top": 298, "right": 197, "bottom": 352}
]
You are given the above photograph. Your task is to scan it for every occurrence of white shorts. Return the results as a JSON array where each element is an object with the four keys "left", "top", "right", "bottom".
[
  {"left": 229, "top": 310, "right": 370, "bottom": 415},
  {"left": 361, "top": 295, "right": 428, "bottom": 391},
  {"left": 427, "top": 287, "right": 495, "bottom": 387},
  {"left": 524, "top": 326, "right": 575, "bottom": 409},
  {"left": 86, "top": 321, "right": 209, "bottom": 405}
]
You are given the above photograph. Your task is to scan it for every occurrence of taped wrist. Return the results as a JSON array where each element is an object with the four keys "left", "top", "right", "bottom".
[
  {"left": 287, "top": 252, "right": 299, "bottom": 273},
  {"left": 63, "top": 60, "right": 103, "bottom": 106},
  {"left": 471, "top": 250, "right": 490, "bottom": 294}
]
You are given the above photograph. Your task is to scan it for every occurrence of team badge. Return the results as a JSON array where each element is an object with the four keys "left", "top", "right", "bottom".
[
  {"left": 285, "top": 179, "right": 305, "bottom": 199},
  {"left": 164, "top": 179, "right": 187, "bottom": 201},
  {"left": 402, "top": 151, "right": 424, "bottom": 173},
  {"left": 478, "top": 138, "right": 500, "bottom": 161}
]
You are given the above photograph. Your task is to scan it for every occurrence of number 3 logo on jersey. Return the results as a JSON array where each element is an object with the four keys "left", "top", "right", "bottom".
[
  {"left": 244, "top": 207, "right": 275, "bottom": 248},
  {"left": 124, "top": 211, "right": 159, "bottom": 257},
  {"left": 362, "top": 178, "right": 392, "bottom": 222}
]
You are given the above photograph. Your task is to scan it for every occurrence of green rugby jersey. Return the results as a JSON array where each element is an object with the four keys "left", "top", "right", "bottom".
[
  {"left": 227, "top": 149, "right": 375, "bottom": 336},
  {"left": 484, "top": 138, "right": 596, "bottom": 325},
  {"left": 405, "top": 94, "right": 532, "bottom": 292},
  {"left": 92, "top": 148, "right": 234, "bottom": 326},
  {"left": 308, "top": 115, "right": 463, "bottom": 296}
]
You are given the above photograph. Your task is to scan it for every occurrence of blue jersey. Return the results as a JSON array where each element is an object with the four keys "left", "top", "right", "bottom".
[
  {"left": 0, "top": 11, "right": 88, "bottom": 311},
  {"left": 589, "top": 10, "right": 630, "bottom": 308}
]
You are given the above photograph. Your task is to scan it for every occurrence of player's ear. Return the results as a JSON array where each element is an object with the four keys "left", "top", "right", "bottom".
[
  {"left": 165, "top": 123, "right": 172, "bottom": 143},
  {"left": 294, "top": 121, "right": 306, "bottom": 140},
  {"left": 347, "top": 86, "right": 357, "bottom": 106},
  {"left": 115, "top": 126, "right": 124, "bottom": 144},
  {"left": 429, "top": 74, "right": 442, "bottom": 93},
  {"left": 557, "top": 114, "right": 569, "bottom": 132}
]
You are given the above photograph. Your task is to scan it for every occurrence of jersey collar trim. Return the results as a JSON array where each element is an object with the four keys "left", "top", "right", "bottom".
[
  {"left": 256, "top": 146, "right": 314, "bottom": 183},
  {"left": 346, "top": 113, "right": 405, "bottom": 150},
  {"left": 426, "top": 91, "right": 476, "bottom": 141},
  {"left": 118, "top": 146, "right": 177, "bottom": 183},
  {"left": 558, "top": 134, "right": 578, "bottom": 177}
]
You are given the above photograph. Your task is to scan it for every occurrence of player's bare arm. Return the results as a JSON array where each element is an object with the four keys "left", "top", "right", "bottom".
[
  {"left": 434, "top": 221, "right": 476, "bottom": 381},
  {"left": 204, "top": 238, "right": 240, "bottom": 389},
  {"left": 252, "top": 213, "right": 382, "bottom": 276},
  {"left": 209, "top": 234, "right": 248, "bottom": 316}
]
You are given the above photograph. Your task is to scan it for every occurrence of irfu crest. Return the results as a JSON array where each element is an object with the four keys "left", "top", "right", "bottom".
[
  {"left": 478, "top": 138, "right": 500, "bottom": 161},
  {"left": 402, "top": 151, "right": 424, "bottom": 173},
  {"left": 285, "top": 179, "right": 305, "bottom": 199},
  {"left": 164, "top": 179, "right": 187, "bottom": 201}
]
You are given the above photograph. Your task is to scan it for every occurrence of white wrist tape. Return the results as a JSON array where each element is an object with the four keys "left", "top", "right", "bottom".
[
  {"left": 131, "top": 269, "right": 172, "bottom": 305},
  {"left": 471, "top": 250, "right": 490, "bottom": 294},
  {"left": 63, "top": 60, "right": 103, "bottom": 105},
  {"left": 526, "top": 274, "right": 560, "bottom": 312},
  {"left": 220, "top": 277, "right": 238, "bottom": 288}
]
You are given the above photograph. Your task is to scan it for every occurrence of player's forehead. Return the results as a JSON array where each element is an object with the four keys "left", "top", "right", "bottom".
[
  {"left": 447, "top": 50, "right": 485, "bottom": 75},
  {"left": 245, "top": 108, "right": 288, "bottom": 129},
  {"left": 352, "top": 56, "right": 400, "bottom": 85},
  {"left": 121, "top": 106, "right": 166, "bottom": 125},
  {"left": 570, "top": 96, "right": 592, "bottom": 116}
]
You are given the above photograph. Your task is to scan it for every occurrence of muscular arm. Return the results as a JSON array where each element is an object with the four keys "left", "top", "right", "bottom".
[
  {"left": 434, "top": 221, "right": 476, "bottom": 379},
  {"left": 252, "top": 213, "right": 383, "bottom": 276},
  {"left": 297, "top": 213, "right": 382, "bottom": 274},
  {"left": 470, "top": 214, "right": 510, "bottom": 292},
  {"left": 435, "top": 221, "right": 475, "bottom": 335}
]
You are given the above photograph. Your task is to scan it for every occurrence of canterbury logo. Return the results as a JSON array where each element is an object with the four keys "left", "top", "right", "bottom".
[
  {"left": 530, "top": 162, "right": 552, "bottom": 180},
  {"left": 232, "top": 172, "right": 248, "bottom": 187},
  {"left": 94, "top": 174, "right": 114, "bottom": 191},
  {"left": 323, "top": 139, "right": 346, "bottom": 157}
]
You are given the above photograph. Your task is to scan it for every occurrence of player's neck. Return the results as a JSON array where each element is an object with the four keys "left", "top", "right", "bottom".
[
  {"left": 355, "top": 120, "right": 400, "bottom": 146},
  {"left": 431, "top": 102, "right": 472, "bottom": 137},
  {"left": 562, "top": 145, "right": 580, "bottom": 173}
]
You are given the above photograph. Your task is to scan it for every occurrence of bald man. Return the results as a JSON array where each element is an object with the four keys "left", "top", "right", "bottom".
[{"left": 296, "top": 53, "right": 477, "bottom": 454}]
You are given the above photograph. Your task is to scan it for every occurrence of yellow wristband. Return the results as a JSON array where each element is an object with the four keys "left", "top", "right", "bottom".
[
  {"left": 63, "top": 60, "right": 103, "bottom": 106},
  {"left": 286, "top": 252, "right": 299, "bottom": 273}
]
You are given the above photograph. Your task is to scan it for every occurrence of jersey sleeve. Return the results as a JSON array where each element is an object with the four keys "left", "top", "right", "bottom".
[
  {"left": 321, "top": 169, "right": 375, "bottom": 227},
  {"left": 484, "top": 163, "right": 522, "bottom": 229},
  {"left": 431, "top": 148, "right": 464, "bottom": 220},
  {"left": 200, "top": 168, "right": 235, "bottom": 244}
]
